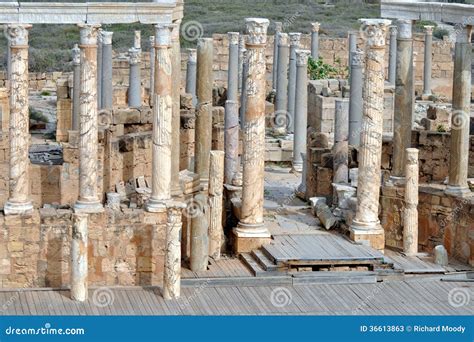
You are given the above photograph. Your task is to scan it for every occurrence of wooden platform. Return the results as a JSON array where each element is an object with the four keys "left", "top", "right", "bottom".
[{"left": 384, "top": 250, "right": 446, "bottom": 274}]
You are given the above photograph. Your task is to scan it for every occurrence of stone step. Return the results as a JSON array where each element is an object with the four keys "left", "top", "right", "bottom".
[
  {"left": 251, "top": 249, "right": 279, "bottom": 272},
  {"left": 239, "top": 253, "right": 282, "bottom": 277}
]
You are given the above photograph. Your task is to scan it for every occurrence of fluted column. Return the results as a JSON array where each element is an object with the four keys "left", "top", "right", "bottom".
[
  {"left": 388, "top": 25, "right": 397, "bottom": 85},
  {"left": 185, "top": 48, "right": 197, "bottom": 107},
  {"left": 70, "top": 213, "right": 88, "bottom": 301},
  {"left": 208, "top": 150, "right": 225, "bottom": 259},
  {"left": 101, "top": 31, "right": 113, "bottom": 110},
  {"left": 391, "top": 20, "right": 413, "bottom": 183},
  {"left": 403, "top": 148, "right": 419, "bottom": 256},
  {"left": 4, "top": 24, "right": 33, "bottom": 215},
  {"left": 350, "top": 19, "right": 391, "bottom": 251},
  {"left": 292, "top": 49, "right": 310, "bottom": 172},
  {"left": 149, "top": 35, "right": 155, "bottom": 107},
  {"left": 422, "top": 26, "right": 434, "bottom": 97},
  {"left": 234, "top": 18, "right": 271, "bottom": 252},
  {"left": 273, "top": 33, "right": 289, "bottom": 135},
  {"left": 348, "top": 50, "right": 363, "bottom": 147},
  {"left": 128, "top": 48, "right": 141, "bottom": 108},
  {"left": 311, "top": 23, "right": 320, "bottom": 60},
  {"left": 97, "top": 29, "right": 103, "bottom": 109},
  {"left": 287, "top": 32, "right": 301, "bottom": 133},
  {"left": 163, "top": 201, "right": 186, "bottom": 300},
  {"left": 74, "top": 24, "right": 103, "bottom": 214},
  {"left": 72, "top": 44, "right": 81, "bottom": 131},
  {"left": 446, "top": 26, "right": 472, "bottom": 197},
  {"left": 225, "top": 32, "right": 240, "bottom": 185},
  {"left": 333, "top": 98, "right": 349, "bottom": 184},
  {"left": 146, "top": 25, "right": 172, "bottom": 212},
  {"left": 272, "top": 22, "right": 283, "bottom": 90}
]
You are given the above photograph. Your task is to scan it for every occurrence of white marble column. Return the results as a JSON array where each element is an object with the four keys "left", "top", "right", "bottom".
[
  {"left": 274, "top": 33, "right": 289, "bottom": 135},
  {"left": 234, "top": 18, "right": 271, "bottom": 252},
  {"left": 350, "top": 19, "right": 391, "bottom": 251},
  {"left": 4, "top": 24, "right": 33, "bottom": 216},
  {"left": 72, "top": 44, "right": 81, "bottom": 131},
  {"left": 208, "top": 150, "right": 225, "bottom": 259},
  {"left": 185, "top": 48, "right": 197, "bottom": 107},
  {"left": 239, "top": 48, "right": 249, "bottom": 130},
  {"left": 422, "top": 26, "right": 434, "bottom": 97},
  {"left": 333, "top": 98, "right": 350, "bottom": 184},
  {"left": 348, "top": 50, "right": 364, "bottom": 147},
  {"left": 238, "top": 36, "right": 245, "bottom": 94},
  {"left": 388, "top": 25, "right": 397, "bottom": 86},
  {"left": 163, "top": 201, "right": 186, "bottom": 300},
  {"left": 70, "top": 213, "right": 88, "bottom": 301},
  {"left": 403, "top": 148, "right": 419, "bottom": 256},
  {"left": 287, "top": 32, "right": 301, "bottom": 133},
  {"left": 190, "top": 193, "right": 209, "bottom": 271},
  {"left": 272, "top": 22, "right": 283, "bottom": 91},
  {"left": 128, "top": 48, "right": 141, "bottom": 108},
  {"left": 101, "top": 31, "right": 113, "bottom": 110},
  {"left": 311, "top": 23, "right": 320, "bottom": 60},
  {"left": 74, "top": 24, "right": 103, "bottom": 214},
  {"left": 146, "top": 24, "right": 172, "bottom": 213},
  {"left": 149, "top": 35, "right": 155, "bottom": 107},
  {"left": 97, "top": 29, "right": 103, "bottom": 109}
]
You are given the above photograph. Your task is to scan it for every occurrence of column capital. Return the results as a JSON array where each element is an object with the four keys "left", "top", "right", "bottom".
[
  {"left": 72, "top": 43, "right": 81, "bottom": 65},
  {"left": 424, "top": 25, "right": 434, "bottom": 35},
  {"left": 311, "top": 22, "right": 320, "bottom": 33},
  {"left": 5, "top": 24, "right": 32, "bottom": 47},
  {"left": 278, "top": 32, "right": 289, "bottom": 47},
  {"left": 396, "top": 19, "right": 412, "bottom": 40},
  {"left": 101, "top": 31, "right": 113, "bottom": 45},
  {"left": 359, "top": 18, "right": 391, "bottom": 48},
  {"left": 351, "top": 49, "right": 364, "bottom": 67},
  {"left": 274, "top": 21, "right": 283, "bottom": 33},
  {"left": 245, "top": 17, "right": 269, "bottom": 45},
  {"left": 295, "top": 49, "right": 311, "bottom": 66},
  {"left": 155, "top": 24, "right": 171, "bottom": 46},
  {"left": 187, "top": 48, "right": 197, "bottom": 63},
  {"left": 129, "top": 48, "right": 140, "bottom": 65},
  {"left": 228, "top": 32, "right": 240, "bottom": 45},
  {"left": 78, "top": 24, "right": 101, "bottom": 45},
  {"left": 389, "top": 25, "right": 398, "bottom": 35},
  {"left": 289, "top": 32, "right": 302, "bottom": 47}
]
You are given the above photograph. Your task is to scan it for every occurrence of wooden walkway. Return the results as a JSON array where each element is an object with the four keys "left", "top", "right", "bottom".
[{"left": 0, "top": 279, "right": 471, "bottom": 315}]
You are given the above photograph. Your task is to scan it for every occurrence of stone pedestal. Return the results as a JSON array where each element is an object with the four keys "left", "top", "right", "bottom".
[
  {"left": 274, "top": 33, "right": 289, "bottom": 135},
  {"left": 234, "top": 18, "right": 271, "bottom": 253},
  {"left": 149, "top": 35, "right": 155, "bottom": 107},
  {"left": 70, "top": 213, "right": 88, "bottom": 301},
  {"left": 101, "top": 31, "right": 113, "bottom": 110},
  {"left": 388, "top": 25, "right": 397, "bottom": 85},
  {"left": 72, "top": 44, "right": 81, "bottom": 131},
  {"left": 208, "top": 151, "right": 225, "bottom": 259},
  {"left": 311, "top": 23, "right": 320, "bottom": 60},
  {"left": 422, "top": 26, "right": 434, "bottom": 97},
  {"left": 272, "top": 22, "right": 283, "bottom": 91},
  {"left": 128, "top": 48, "right": 141, "bottom": 108},
  {"left": 185, "top": 48, "right": 197, "bottom": 107},
  {"left": 4, "top": 24, "right": 34, "bottom": 216},
  {"left": 287, "top": 32, "right": 301, "bottom": 133},
  {"left": 333, "top": 98, "right": 349, "bottom": 184},
  {"left": 349, "top": 19, "right": 391, "bottom": 251},
  {"left": 348, "top": 50, "right": 363, "bottom": 147},
  {"left": 74, "top": 24, "right": 104, "bottom": 214},
  {"left": 190, "top": 193, "right": 209, "bottom": 271},
  {"left": 403, "top": 148, "right": 419, "bottom": 256}
]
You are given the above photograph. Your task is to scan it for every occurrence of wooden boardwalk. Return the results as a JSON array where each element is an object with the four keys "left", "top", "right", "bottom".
[{"left": 0, "top": 279, "right": 471, "bottom": 315}]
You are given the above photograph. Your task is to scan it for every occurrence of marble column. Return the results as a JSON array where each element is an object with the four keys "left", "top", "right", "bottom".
[
  {"left": 333, "top": 98, "right": 349, "bottom": 184},
  {"left": 185, "top": 48, "right": 197, "bottom": 107},
  {"left": 348, "top": 50, "right": 363, "bottom": 147},
  {"left": 208, "top": 150, "right": 225, "bottom": 259},
  {"left": 234, "top": 18, "right": 271, "bottom": 252},
  {"left": 97, "top": 29, "right": 103, "bottom": 109},
  {"left": 170, "top": 23, "right": 182, "bottom": 197},
  {"left": 4, "top": 24, "right": 33, "bottom": 216},
  {"left": 274, "top": 33, "right": 289, "bottom": 135},
  {"left": 70, "top": 213, "right": 88, "bottom": 301},
  {"left": 292, "top": 49, "right": 310, "bottom": 172},
  {"left": 146, "top": 24, "right": 172, "bottom": 213},
  {"left": 195, "top": 38, "right": 214, "bottom": 187},
  {"left": 72, "top": 44, "right": 81, "bottom": 131},
  {"left": 446, "top": 26, "right": 472, "bottom": 197},
  {"left": 134, "top": 30, "right": 141, "bottom": 51},
  {"left": 311, "top": 23, "right": 320, "bottom": 60},
  {"left": 391, "top": 20, "right": 413, "bottom": 183},
  {"left": 403, "top": 148, "right": 419, "bottom": 256},
  {"left": 287, "top": 33, "right": 301, "bottom": 133},
  {"left": 422, "top": 26, "right": 434, "bottom": 97},
  {"left": 239, "top": 48, "right": 249, "bottom": 130},
  {"left": 388, "top": 25, "right": 397, "bottom": 85},
  {"left": 238, "top": 36, "right": 245, "bottom": 93},
  {"left": 163, "top": 201, "right": 186, "bottom": 300},
  {"left": 348, "top": 31, "right": 357, "bottom": 78},
  {"left": 272, "top": 22, "right": 283, "bottom": 91},
  {"left": 296, "top": 152, "right": 307, "bottom": 198},
  {"left": 101, "top": 31, "right": 113, "bottom": 110},
  {"left": 225, "top": 32, "right": 240, "bottom": 185},
  {"left": 350, "top": 19, "right": 391, "bottom": 251},
  {"left": 149, "top": 36, "right": 155, "bottom": 107},
  {"left": 128, "top": 48, "right": 141, "bottom": 108},
  {"left": 74, "top": 24, "right": 103, "bottom": 214},
  {"left": 190, "top": 193, "right": 209, "bottom": 271}
]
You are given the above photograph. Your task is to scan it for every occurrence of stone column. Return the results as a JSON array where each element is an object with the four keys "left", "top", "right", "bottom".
[
  {"left": 72, "top": 44, "right": 81, "bottom": 131},
  {"left": 388, "top": 25, "right": 397, "bottom": 85},
  {"left": 403, "top": 148, "right": 419, "bottom": 256},
  {"left": 74, "top": 24, "right": 103, "bottom": 214},
  {"left": 149, "top": 36, "right": 155, "bottom": 107},
  {"left": 292, "top": 49, "right": 310, "bottom": 172},
  {"left": 190, "top": 193, "right": 209, "bottom": 271},
  {"left": 163, "top": 201, "right": 186, "bottom": 300},
  {"left": 348, "top": 50, "right": 363, "bottom": 147},
  {"left": 333, "top": 98, "right": 349, "bottom": 184},
  {"left": 146, "top": 24, "right": 172, "bottom": 213},
  {"left": 274, "top": 33, "right": 289, "bottom": 135},
  {"left": 97, "top": 29, "right": 103, "bottom": 109},
  {"left": 238, "top": 36, "right": 245, "bottom": 93},
  {"left": 185, "top": 48, "right": 197, "bottom": 107},
  {"left": 287, "top": 33, "right": 301, "bottom": 133},
  {"left": 349, "top": 19, "right": 391, "bottom": 251},
  {"left": 446, "top": 26, "right": 472, "bottom": 197},
  {"left": 128, "top": 48, "right": 141, "bottom": 108},
  {"left": 272, "top": 22, "right": 283, "bottom": 91},
  {"left": 134, "top": 30, "right": 141, "bottom": 51},
  {"left": 170, "top": 22, "right": 182, "bottom": 197},
  {"left": 225, "top": 32, "right": 240, "bottom": 185},
  {"left": 348, "top": 30, "right": 357, "bottom": 78},
  {"left": 422, "top": 26, "right": 434, "bottom": 97},
  {"left": 195, "top": 38, "right": 213, "bottom": 187},
  {"left": 311, "top": 23, "right": 320, "bottom": 60},
  {"left": 239, "top": 48, "right": 249, "bottom": 130},
  {"left": 4, "top": 24, "right": 33, "bottom": 216},
  {"left": 391, "top": 20, "right": 413, "bottom": 183},
  {"left": 70, "top": 213, "right": 88, "bottom": 301},
  {"left": 208, "top": 150, "right": 225, "bottom": 259},
  {"left": 101, "top": 31, "right": 113, "bottom": 110},
  {"left": 234, "top": 18, "right": 271, "bottom": 253}
]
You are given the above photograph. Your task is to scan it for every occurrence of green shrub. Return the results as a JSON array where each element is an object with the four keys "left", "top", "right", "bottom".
[
  {"left": 308, "top": 56, "right": 342, "bottom": 80},
  {"left": 29, "top": 107, "right": 49, "bottom": 123},
  {"left": 40, "top": 90, "right": 51, "bottom": 96},
  {"left": 434, "top": 28, "right": 449, "bottom": 40}
]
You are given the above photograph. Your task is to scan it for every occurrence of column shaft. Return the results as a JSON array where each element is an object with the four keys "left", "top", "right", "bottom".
[
  {"left": 423, "top": 26, "right": 434, "bottom": 96},
  {"left": 348, "top": 31, "right": 357, "bottom": 78},
  {"left": 274, "top": 33, "right": 289, "bottom": 135},
  {"left": 208, "top": 151, "right": 225, "bottom": 259},
  {"left": 239, "top": 49, "right": 249, "bottom": 130},
  {"left": 272, "top": 22, "right": 283, "bottom": 90},
  {"left": 388, "top": 25, "right": 397, "bottom": 85},
  {"left": 403, "top": 148, "right": 419, "bottom": 256},
  {"left": 333, "top": 98, "right": 349, "bottom": 184},
  {"left": 149, "top": 35, "right": 155, "bottom": 107},
  {"left": 190, "top": 193, "right": 209, "bottom": 271},
  {"left": 185, "top": 49, "right": 197, "bottom": 107},
  {"left": 101, "top": 31, "right": 113, "bottom": 110},
  {"left": 70, "top": 213, "right": 88, "bottom": 301},
  {"left": 287, "top": 33, "right": 301, "bottom": 133},
  {"left": 311, "top": 23, "right": 320, "bottom": 60},
  {"left": 97, "top": 30, "right": 103, "bottom": 109},
  {"left": 348, "top": 50, "right": 363, "bottom": 147},
  {"left": 72, "top": 44, "right": 81, "bottom": 131},
  {"left": 128, "top": 48, "right": 141, "bottom": 108}
]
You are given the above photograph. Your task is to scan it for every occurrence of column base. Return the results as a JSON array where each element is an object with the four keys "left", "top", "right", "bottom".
[
  {"left": 145, "top": 198, "right": 168, "bottom": 213},
  {"left": 233, "top": 223, "right": 271, "bottom": 253},
  {"left": 445, "top": 185, "right": 472, "bottom": 198},
  {"left": 73, "top": 200, "right": 104, "bottom": 214},
  {"left": 349, "top": 221, "right": 385, "bottom": 251},
  {"left": 4, "top": 200, "right": 33, "bottom": 216},
  {"left": 290, "top": 163, "right": 303, "bottom": 173}
]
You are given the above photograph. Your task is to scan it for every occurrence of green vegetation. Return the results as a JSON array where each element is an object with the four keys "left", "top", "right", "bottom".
[
  {"left": 29, "top": 107, "right": 49, "bottom": 123},
  {"left": 40, "top": 90, "right": 52, "bottom": 96},
  {"left": 308, "top": 57, "right": 345, "bottom": 80}
]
